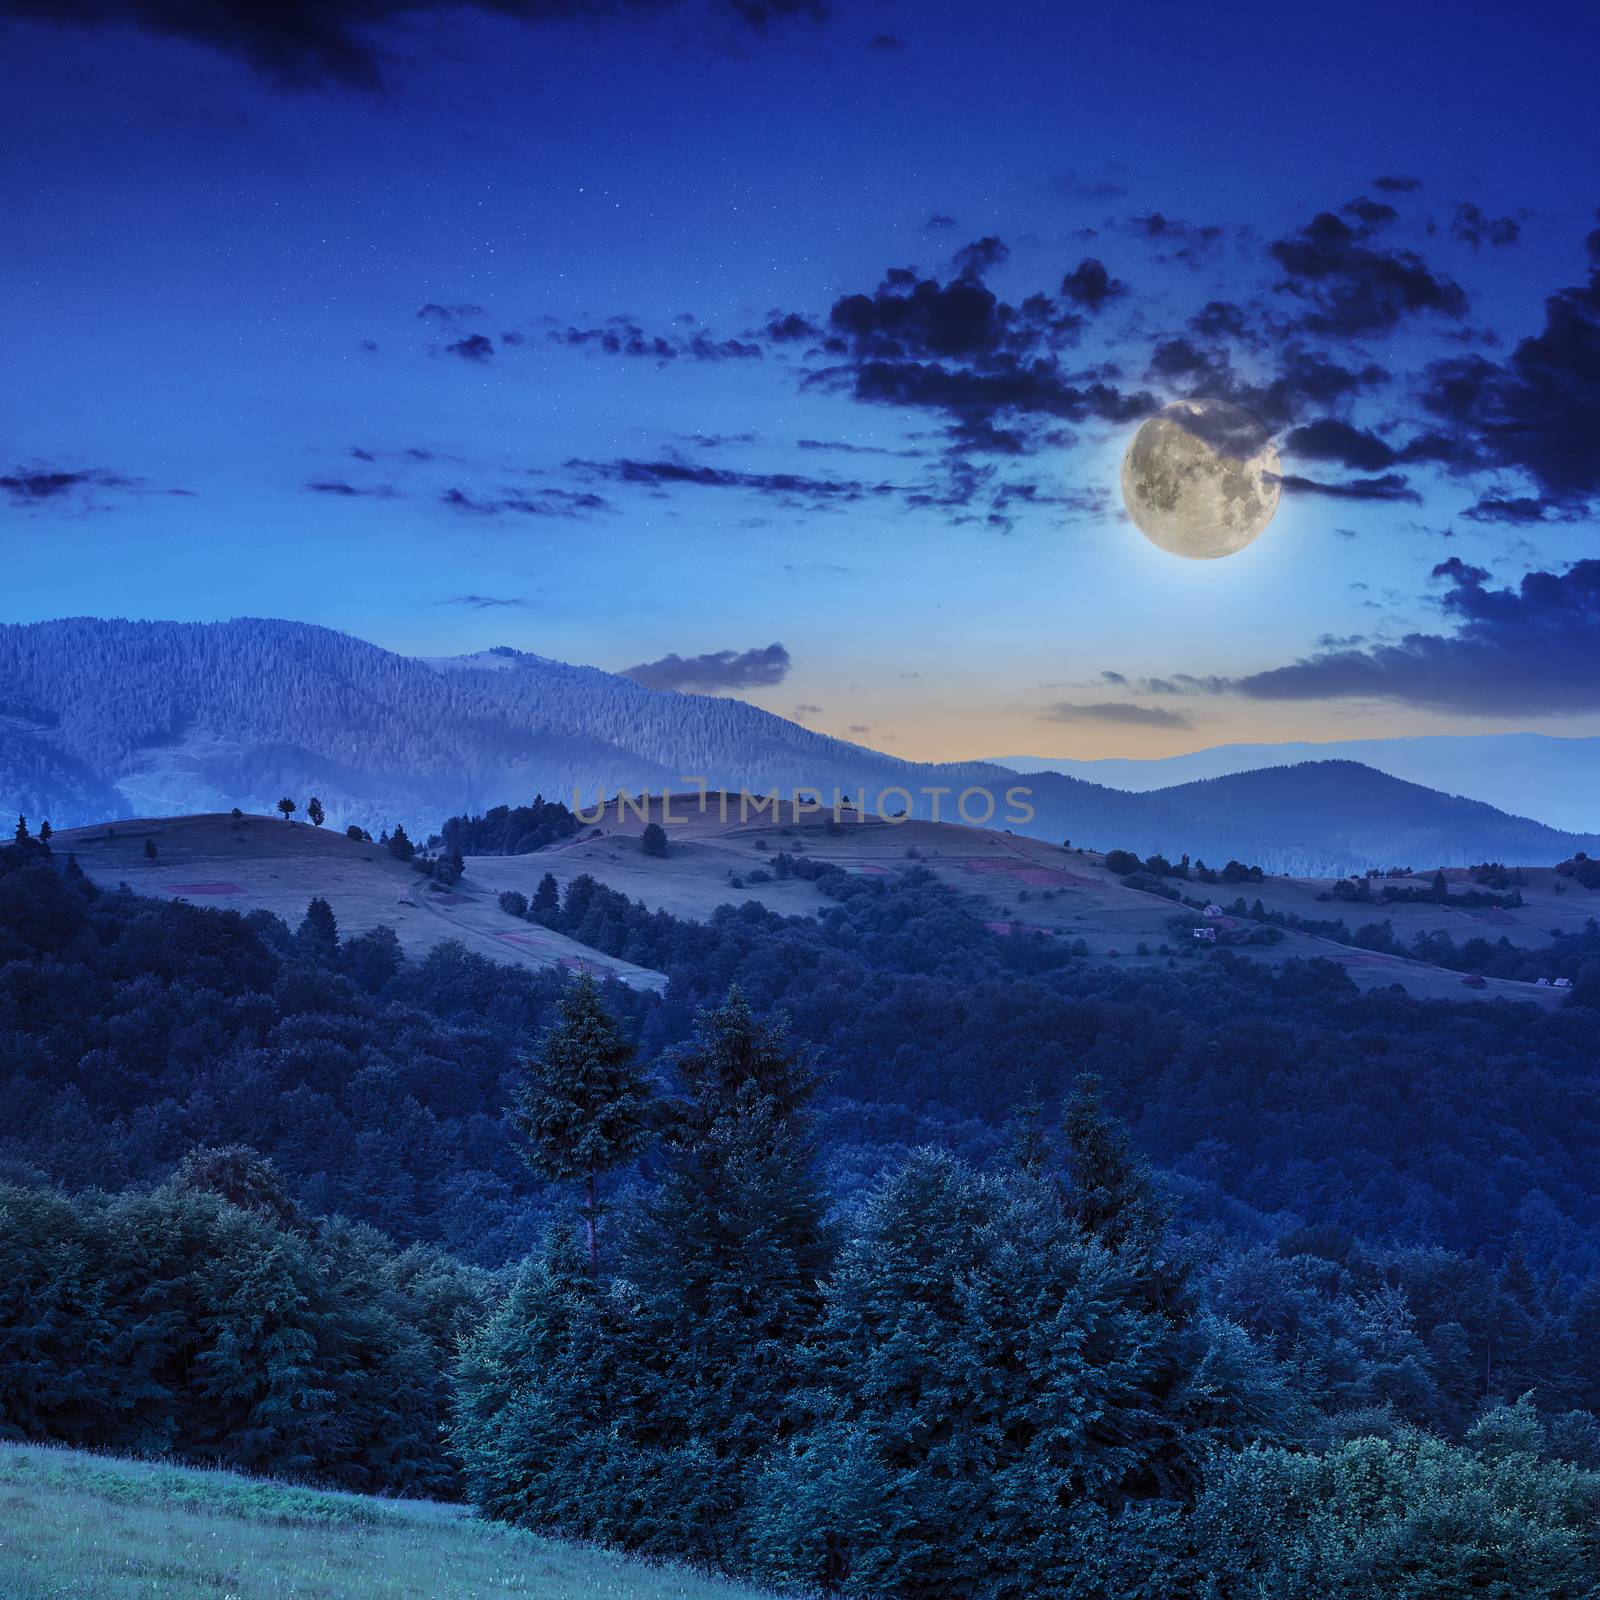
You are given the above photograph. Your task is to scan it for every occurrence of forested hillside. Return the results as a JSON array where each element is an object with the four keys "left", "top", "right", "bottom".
[{"left": 5, "top": 827, "right": 1600, "bottom": 1593}]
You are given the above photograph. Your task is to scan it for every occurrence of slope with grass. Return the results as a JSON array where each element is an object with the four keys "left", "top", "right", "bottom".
[
  {"left": 467, "top": 793, "right": 1575, "bottom": 1005},
  {"left": 53, "top": 812, "right": 666, "bottom": 992},
  {"left": 0, "top": 1442, "right": 769, "bottom": 1600}
]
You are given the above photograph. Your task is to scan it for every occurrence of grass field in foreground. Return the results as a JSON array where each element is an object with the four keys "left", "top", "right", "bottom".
[{"left": 0, "top": 1442, "right": 772, "bottom": 1600}]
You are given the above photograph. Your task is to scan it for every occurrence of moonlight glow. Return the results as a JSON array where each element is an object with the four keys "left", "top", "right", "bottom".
[{"left": 1120, "top": 399, "right": 1282, "bottom": 560}]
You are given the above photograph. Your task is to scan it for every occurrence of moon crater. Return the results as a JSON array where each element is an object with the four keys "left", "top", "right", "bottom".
[{"left": 1120, "top": 399, "right": 1280, "bottom": 559}]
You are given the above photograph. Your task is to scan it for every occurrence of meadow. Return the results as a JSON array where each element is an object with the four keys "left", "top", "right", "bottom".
[{"left": 0, "top": 1442, "right": 770, "bottom": 1600}]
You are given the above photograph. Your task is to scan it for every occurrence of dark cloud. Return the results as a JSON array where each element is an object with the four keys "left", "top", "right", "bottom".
[
  {"left": 1059, "top": 257, "right": 1125, "bottom": 310},
  {"left": 1420, "top": 229, "right": 1600, "bottom": 507},
  {"left": 623, "top": 642, "right": 792, "bottom": 693},
  {"left": 1188, "top": 300, "right": 1257, "bottom": 344},
  {"left": 1269, "top": 207, "right": 1467, "bottom": 336},
  {"left": 1235, "top": 559, "right": 1600, "bottom": 714},
  {"left": 1282, "top": 419, "right": 1397, "bottom": 472},
  {"left": 765, "top": 311, "right": 821, "bottom": 343},
  {"left": 2, "top": 466, "right": 134, "bottom": 504},
  {"left": 0, "top": 463, "right": 181, "bottom": 510},
  {"left": 305, "top": 479, "right": 399, "bottom": 498},
  {"left": 926, "top": 213, "right": 957, "bottom": 230},
  {"left": 1461, "top": 494, "right": 1571, "bottom": 524},
  {"left": 1372, "top": 175, "right": 1421, "bottom": 194},
  {"left": 440, "top": 486, "right": 607, "bottom": 517},
  {"left": 444, "top": 333, "right": 495, "bottom": 362},
  {"left": 571, "top": 456, "right": 895, "bottom": 508},
  {"left": 552, "top": 319, "right": 759, "bottom": 361},
  {"left": 1131, "top": 212, "right": 1223, "bottom": 267},
  {"left": 953, "top": 236, "right": 1010, "bottom": 279},
  {"left": 796, "top": 437, "right": 924, "bottom": 458},
  {"left": 1274, "top": 471, "right": 1420, "bottom": 502},
  {"left": 435, "top": 595, "right": 529, "bottom": 609},
  {"left": 417, "top": 302, "right": 483, "bottom": 322},
  {"left": 866, "top": 33, "right": 905, "bottom": 51},
  {"left": 1039, "top": 700, "right": 1195, "bottom": 730},
  {"left": 0, "top": 0, "right": 827, "bottom": 89},
  {"left": 1281, "top": 419, "right": 1477, "bottom": 473},
  {"left": 798, "top": 251, "right": 1153, "bottom": 444},
  {"left": 1341, "top": 196, "right": 1398, "bottom": 233},
  {"left": 1452, "top": 203, "right": 1520, "bottom": 250},
  {"left": 1145, "top": 338, "right": 1386, "bottom": 429}
]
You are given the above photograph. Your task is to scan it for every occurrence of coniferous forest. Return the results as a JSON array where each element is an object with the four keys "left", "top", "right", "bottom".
[{"left": 4, "top": 822, "right": 1600, "bottom": 1595}]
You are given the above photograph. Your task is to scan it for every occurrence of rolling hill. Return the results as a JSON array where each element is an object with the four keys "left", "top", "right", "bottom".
[
  {"left": 3, "top": 618, "right": 1597, "bottom": 875},
  {"left": 59, "top": 801, "right": 1589, "bottom": 1007}
]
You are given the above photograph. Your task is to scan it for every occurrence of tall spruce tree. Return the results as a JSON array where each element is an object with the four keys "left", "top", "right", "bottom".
[
  {"left": 532, "top": 871, "right": 561, "bottom": 924},
  {"left": 512, "top": 974, "right": 654, "bottom": 1271},
  {"left": 296, "top": 896, "right": 340, "bottom": 963},
  {"left": 604, "top": 990, "right": 833, "bottom": 1565}
]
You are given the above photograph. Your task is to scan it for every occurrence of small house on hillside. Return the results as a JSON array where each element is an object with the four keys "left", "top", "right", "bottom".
[
  {"left": 1202, "top": 902, "right": 1225, "bottom": 919},
  {"left": 1193, "top": 926, "right": 1217, "bottom": 943}
]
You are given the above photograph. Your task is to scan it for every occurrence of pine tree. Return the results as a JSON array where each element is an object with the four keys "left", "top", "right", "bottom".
[
  {"left": 671, "top": 986, "right": 818, "bottom": 1130},
  {"left": 641, "top": 822, "right": 668, "bottom": 857},
  {"left": 604, "top": 990, "right": 833, "bottom": 1565},
  {"left": 512, "top": 974, "right": 655, "bottom": 1271},
  {"left": 38, "top": 820, "right": 51, "bottom": 845},
  {"left": 387, "top": 824, "right": 415, "bottom": 861},
  {"left": 297, "top": 897, "right": 340, "bottom": 962},
  {"left": 532, "top": 871, "right": 561, "bottom": 925},
  {"left": 13, "top": 816, "right": 27, "bottom": 842},
  {"left": 143, "top": 837, "right": 158, "bottom": 861},
  {"left": 307, "top": 797, "right": 325, "bottom": 828}
]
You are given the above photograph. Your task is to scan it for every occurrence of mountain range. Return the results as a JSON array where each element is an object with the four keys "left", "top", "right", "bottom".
[
  {"left": 1, "top": 617, "right": 1596, "bottom": 876},
  {"left": 993, "top": 734, "right": 1600, "bottom": 835}
]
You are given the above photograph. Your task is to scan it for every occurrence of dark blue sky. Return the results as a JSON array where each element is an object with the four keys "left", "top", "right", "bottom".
[{"left": 3, "top": 0, "right": 1596, "bottom": 758}]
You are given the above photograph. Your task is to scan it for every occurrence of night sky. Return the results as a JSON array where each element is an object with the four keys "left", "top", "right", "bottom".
[{"left": 3, "top": 0, "right": 1597, "bottom": 760}]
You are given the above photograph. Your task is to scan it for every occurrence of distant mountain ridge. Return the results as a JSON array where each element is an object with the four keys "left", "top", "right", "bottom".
[
  {"left": 1, "top": 617, "right": 1596, "bottom": 875},
  {"left": 991, "top": 733, "right": 1600, "bottom": 835}
]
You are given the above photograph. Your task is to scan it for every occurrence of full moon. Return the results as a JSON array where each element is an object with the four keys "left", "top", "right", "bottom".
[{"left": 1120, "top": 399, "right": 1281, "bottom": 559}]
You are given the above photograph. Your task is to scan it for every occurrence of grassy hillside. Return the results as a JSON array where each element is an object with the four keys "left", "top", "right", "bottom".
[
  {"left": 0, "top": 1442, "right": 770, "bottom": 1600},
  {"left": 54, "top": 812, "right": 666, "bottom": 991}
]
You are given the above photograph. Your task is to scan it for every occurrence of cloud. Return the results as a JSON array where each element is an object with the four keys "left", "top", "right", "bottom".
[
  {"left": 434, "top": 595, "right": 530, "bottom": 609},
  {"left": 1234, "top": 558, "right": 1600, "bottom": 714},
  {"left": 440, "top": 485, "right": 607, "bottom": 517},
  {"left": 1420, "top": 224, "right": 1600, "bottom": 508},
  {"left": 570, "top": 456, "right": 895, "bottom": 508},
  {"left": 444, "top": 333, "right": 495, "bottom": 362},
  {"left": 765, "top": 311, "right": 821, "bottom": 343},
  {"left": 926, "top": 213, "right": 957, "bottom": 230},
  {"left": 1372, "top": 175, "right": 1421, "bottom": 194},
  {"left": 305, "top": 479, "right": 399, "bottom": 498},
  {"left": 1452, "top": 203, "right": 1520, "bottom": 250},
  {"left": 1274, "top": 471, "right": 1420, "bottom": 502},
  {"left": 417, "top": 302, "right": 484, "bottom": 322},
  {"left": 1038, "top": 700, "right": 1195, "bottom": 729},
  {"left": 1269, "top": 205, "right": 1467, "bottom": 336},
  {"left": 623, "top": 642, "right": 792, "bottom": 693},
  {"left": 551, "top": 320, "right": 760, "bottom": 361},
  {"left": 866, "top": 33, "right": 905, "bottom": 50},
  {"left": 0, "top": 462, "right": 184, "bottom": 510},
  {"left": 1282, "top": 418, "right": 1398, "bottom": 472},
  {"left": 1460, "top": 494, "right": 1571, "bottom": 524},
  {"left": 1145, "top": 338, "right": 1386, "bottom": 429},
  {"left": 1059, "top": 257, "right": 1126, "bottom": 310},
  {"left": 0, "top": 0, "right": 828, "bottom": 89},
  {"left": 1131, "top": 212, "right": 1223, "bottom": 267}
]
